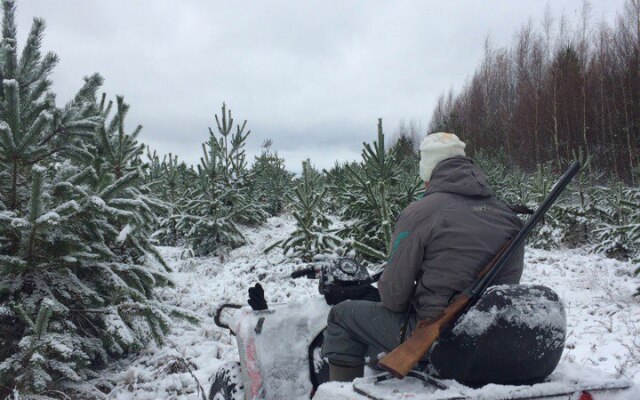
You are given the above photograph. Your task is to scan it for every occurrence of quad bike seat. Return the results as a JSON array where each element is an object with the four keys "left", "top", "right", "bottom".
[{"left": 428, "top": 284, "right": 566, "bottom": 387}]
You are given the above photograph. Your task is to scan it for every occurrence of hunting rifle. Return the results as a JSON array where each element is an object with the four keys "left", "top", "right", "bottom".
[{"left": 377, "top": 161, "right": 581, "bottom": 379}]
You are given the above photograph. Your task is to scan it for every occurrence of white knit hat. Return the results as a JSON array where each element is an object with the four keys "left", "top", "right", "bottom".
[{"left": 419, "top": 132, "right": 466, "bottom": 181}]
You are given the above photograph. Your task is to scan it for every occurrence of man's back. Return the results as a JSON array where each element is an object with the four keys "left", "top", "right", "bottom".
[{"left": 379, "top": 156, "right": 524, "bottom": 320}]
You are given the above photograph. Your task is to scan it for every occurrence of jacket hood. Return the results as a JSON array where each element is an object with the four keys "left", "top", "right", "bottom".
[{"left": 425, "top": 156, "right": 493, "bottom": 198}]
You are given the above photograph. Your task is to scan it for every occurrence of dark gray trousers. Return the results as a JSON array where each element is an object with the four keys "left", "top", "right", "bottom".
[{"left": 321, "top": 300, "right": 417, "bottom": 367}]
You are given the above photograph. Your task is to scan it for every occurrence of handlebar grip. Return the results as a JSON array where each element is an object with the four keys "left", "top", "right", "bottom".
[{"left": 291, "top": 267, "right": 316, "bottom": 279}]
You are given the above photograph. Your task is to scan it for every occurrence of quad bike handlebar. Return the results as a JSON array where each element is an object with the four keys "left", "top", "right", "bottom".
[
  {"left": 290, "top": 258, "right": 384, "bottom": 283},
  {"left": 214, "top": 265, "right": 323, "bottom": 332},
  {"left": 214, "top": 303, "right": 243, "bottom": 330},
  {"left": 216, "top": 259, "right": 382, "bottom": 331},
  {"left": 290, "top": 266, "right": 319, "bottom": 279}
]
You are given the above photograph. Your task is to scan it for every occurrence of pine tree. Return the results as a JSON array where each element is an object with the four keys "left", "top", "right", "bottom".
[
  {"left": 251, "top": 139, "right": 294, "bottom": 216},
  {"left": 90, "top": 94, "right": 172, "bottom": 269},
  {"left": 521, "top": 162, "right": 568, "bottom": 249},
  {"left": 0, "top": 3, "right": 189, "bottom": 394},
  {"left": 146, "top": 149, "right": 195, "bottom": 246},
  {"left": 592, "top": 183, "right": 640, "bottom": 260},
  {"left": 473, "top": 149, "right": 523, "bottom": 204},
  {"left": 265, "top": 160, "right": 340, "bottom": 261},
  {"left": 559, "top": 149, "right": 602, "bottom": 247},
  {"left": 327, "top": 119, "right": 422, "bottom": 262},
  {"left": 178, "top": 103, "right": 268, "bottom": 256}
]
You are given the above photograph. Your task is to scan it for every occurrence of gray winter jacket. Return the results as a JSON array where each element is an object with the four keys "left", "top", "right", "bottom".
[{"left": 378, "top": 156, "right": 524, "bottom": 320}]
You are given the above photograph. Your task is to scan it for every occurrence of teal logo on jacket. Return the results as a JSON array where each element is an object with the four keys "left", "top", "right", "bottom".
[{"left": 388, "top": 231, "right": 410, "bottom": 263}]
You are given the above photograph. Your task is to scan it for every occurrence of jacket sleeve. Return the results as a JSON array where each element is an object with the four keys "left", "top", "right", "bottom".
[{"left": 378, "top": 211, "right": 425, "bottom": 313}]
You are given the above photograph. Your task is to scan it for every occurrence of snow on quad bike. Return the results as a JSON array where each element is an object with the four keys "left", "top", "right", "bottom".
[{"left": 210, "top": 257, "right": 634, "bottom": 400}]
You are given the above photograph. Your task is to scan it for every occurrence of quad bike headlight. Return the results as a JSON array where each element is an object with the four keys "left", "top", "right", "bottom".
[
  {"left": 319, "top": 257, "right": 371, "bottom": 295},
  {"left": 337, "top": 258, "right": 359, "bottom": 275}
]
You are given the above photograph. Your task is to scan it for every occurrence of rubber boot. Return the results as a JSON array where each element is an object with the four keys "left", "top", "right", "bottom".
[{"left": 329, "top": 360, "right": 364, "bottom": 382}]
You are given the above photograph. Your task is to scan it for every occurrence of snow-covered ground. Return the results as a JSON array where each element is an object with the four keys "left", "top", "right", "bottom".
[{"left": 98, "top": 215, "right": 640, "bottom": 399}]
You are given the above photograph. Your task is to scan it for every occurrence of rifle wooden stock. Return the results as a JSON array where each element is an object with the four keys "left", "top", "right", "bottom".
[
  {"left": 377, "top": 161, "right": 581, "bottom": 379},
  {"left": 378, "top": 293, "right": 470, "bottom": 379}
]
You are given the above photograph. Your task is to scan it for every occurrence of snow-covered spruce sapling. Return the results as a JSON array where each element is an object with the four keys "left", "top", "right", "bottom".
[
  {"left": 146, "top": 149, "right": 194, "bottom": 207},
  {"left": 520, "top": 161, "right": 584, "bottom": 249},
  {"left": 474, "top": 149, "right": 524, "bottom": 205},
  {"left": 251, "top": 139, "right": 294, "bottom": 216},
  {"left": 265, "top": 160, "right": 341, "bottom": 261},
  {"left": 0, "top": 91, "right": 192, "bottom": 395},
  {"left": 591, "top": 183, "right": 640, "bottom": 261},
  {"left": 326, "top": 119, "right": 421, "bottom": 262},
  {"left": 559, "top": 149, "right": 602, "bottom": 247},
  {"left": 588, "top": 184, "right": 640, "bottom": 295},
  {"left": 91, "top": 94, "right": 172, "bottom": 268},
  {"left": 146, "top": 149, "right": 196, "bottom": 246},
  {"left": 0, "top": 0, "right": 102, "bottom": 269},
  {"left": 1, "top": 300, "right": 59, "bottom": 394},
  {"left": 518, "top": 150, "right": 598, "bottom": 249},
  {"left": 178, "top": 103, "right": 268, "bottom": 256},
  {"left": 0, "top": 3, "right": 194, "bottom": 391}
]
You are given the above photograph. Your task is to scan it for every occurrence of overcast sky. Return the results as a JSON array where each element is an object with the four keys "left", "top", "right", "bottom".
[{"left": 15, "top": 0, "right": 625, "bottom": 171}]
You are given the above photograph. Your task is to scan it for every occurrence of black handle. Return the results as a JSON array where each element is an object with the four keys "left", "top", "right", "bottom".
[
  {"left": 291, "top": 266, "right": 317, "bottom": 279},
  {"left": 469, "top": 161, "right": 581, "bottom": 299}
]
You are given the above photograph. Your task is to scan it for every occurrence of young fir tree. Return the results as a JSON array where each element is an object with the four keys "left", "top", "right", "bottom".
[
  {"left": 251, "top": 139, "right": 294, "bottom": 216},
  {"left": 178, "top": 103, "right": 268, "bottom": 256},
  {"left": 146, "top": 149, "right": 195, "bottom": 246},
  {"left": 473, "top": 149, "right": 523, "bottom": 204},
  {"left": 327, "top": 119, "right": 422, "bottom": 262},
  {"left": 265, "top": 160, "right": 340, "bottom": 261},
  {"left": 558, "top": 149, "right": 602, "bottom": 247},
  {"left": 591, "top": 183, "right": 640, "bottom": 261},
  {"left": 0, "top": 3, "right": 188, "bottom": 394}
]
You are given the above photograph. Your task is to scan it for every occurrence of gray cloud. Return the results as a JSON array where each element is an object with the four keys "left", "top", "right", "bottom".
[{"left": 15, "top": 0, "right": 624, "bottom": 171}]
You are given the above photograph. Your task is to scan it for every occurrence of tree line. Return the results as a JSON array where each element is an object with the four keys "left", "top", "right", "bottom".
[{"left": 429, "top": 1, "right": 640, "bottom": 183}]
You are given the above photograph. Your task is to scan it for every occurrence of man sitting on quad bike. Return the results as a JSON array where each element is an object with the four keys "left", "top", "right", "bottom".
[{"left": 321, "top": 132, "right": 526, "bottom": 383}]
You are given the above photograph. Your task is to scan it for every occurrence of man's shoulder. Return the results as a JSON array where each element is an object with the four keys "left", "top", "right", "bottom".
[{"left": 401, "top": 193, "right": 449, "bottom": 220}]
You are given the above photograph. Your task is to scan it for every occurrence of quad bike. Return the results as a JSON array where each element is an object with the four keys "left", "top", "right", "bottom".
[
  {"left": 210, "top": 256, "right": 375, "bottom": 400},
  {"left": 210, "top": 257, "right": 635, "bottom": 400}
]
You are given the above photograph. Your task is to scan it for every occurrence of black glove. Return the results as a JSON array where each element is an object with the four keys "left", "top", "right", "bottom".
[{"left": 248, "top": 283, "right": 268, "bottom": 311}]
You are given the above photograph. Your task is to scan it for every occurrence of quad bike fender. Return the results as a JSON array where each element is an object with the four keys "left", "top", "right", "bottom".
[{"left": 232, "top": 296, "right": 331, "bottom": 400}]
